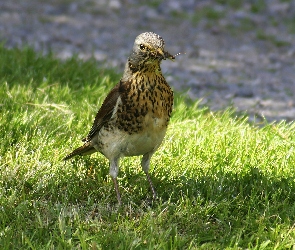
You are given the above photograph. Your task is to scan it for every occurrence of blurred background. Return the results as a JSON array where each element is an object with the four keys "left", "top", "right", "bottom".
[{"left": 1, "top": 0, "right": 295, "bottom": 122}]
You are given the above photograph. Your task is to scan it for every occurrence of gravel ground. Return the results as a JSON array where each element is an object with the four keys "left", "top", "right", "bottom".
[{"left": 1, "top": 0, "right": 295, "bottom": 122}]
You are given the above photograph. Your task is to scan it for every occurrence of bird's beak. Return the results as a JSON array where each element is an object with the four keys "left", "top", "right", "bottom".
[
  {"left": 164, "top": 50, "right": 176, "bottom": 61},
  {"left": 156, "top": 48, "right": 175, "bottom": 61}
]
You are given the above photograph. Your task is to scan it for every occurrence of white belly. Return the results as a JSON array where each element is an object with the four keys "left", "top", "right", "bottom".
[{"left": 92, "top": 126, "right": 167, "bottom": 159}]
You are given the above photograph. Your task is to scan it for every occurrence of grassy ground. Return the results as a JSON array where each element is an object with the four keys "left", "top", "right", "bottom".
[{"left": 1, "top": 45, "right": 295, "bottom": 249}]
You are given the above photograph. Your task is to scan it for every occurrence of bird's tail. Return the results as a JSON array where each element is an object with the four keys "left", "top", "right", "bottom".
[{"left": 63, "top": 142, "right": 96, "bottom": 161}]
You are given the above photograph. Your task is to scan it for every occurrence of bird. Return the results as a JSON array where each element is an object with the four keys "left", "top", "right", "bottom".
[{"left": 64, "top": 32, "right": 175, "bottom": 204}]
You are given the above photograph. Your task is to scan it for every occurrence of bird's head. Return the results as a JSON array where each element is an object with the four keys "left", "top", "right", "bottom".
[{"left": 128, "top": 32, "right": 175, "bottom": 71}]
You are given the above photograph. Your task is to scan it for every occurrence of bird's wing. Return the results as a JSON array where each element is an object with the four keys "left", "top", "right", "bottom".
[
  {"left": 83, "top": 83, "right": 120, "bottom": 141},
  {"left": 83, "top": 80, "right": 129, "bottom": 141}
]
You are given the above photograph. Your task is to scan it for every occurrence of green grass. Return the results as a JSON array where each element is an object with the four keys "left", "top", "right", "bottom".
[{"left": 1, "top": 45, "right": 295, "bottom": 249}]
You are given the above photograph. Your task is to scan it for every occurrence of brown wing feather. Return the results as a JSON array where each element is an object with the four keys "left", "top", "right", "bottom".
[
  {"left": 64, "top": 80, "right": 131, "bottom": 161},
  {"left": 84, "top": 81, "right": 121, "bottom": 141},
  {"left": 63, "top": 83, "right": 122, "bottom": 161}
]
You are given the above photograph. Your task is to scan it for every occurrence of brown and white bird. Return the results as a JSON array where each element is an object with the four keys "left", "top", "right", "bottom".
[{"left": 64, "top": 32, "right": 175, "bottom": 204}]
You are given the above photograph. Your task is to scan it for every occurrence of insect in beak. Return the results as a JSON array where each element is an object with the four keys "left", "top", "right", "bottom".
[{"left": 164, "top": 51, "right": 186, "bottom": 61}]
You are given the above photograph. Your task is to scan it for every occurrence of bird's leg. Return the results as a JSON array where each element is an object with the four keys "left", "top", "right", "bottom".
[
  {"left": 141, "top": 153, "right": 157, "bottom": 199},
  {"left": 145, "top": 172, "right": 157, "bottom": 199},
  {"left": 109, "top": 157, "right": 121, "bottom": 205},
  {"left": 112, "top": 177, "right": 122, "bottom": 205}
]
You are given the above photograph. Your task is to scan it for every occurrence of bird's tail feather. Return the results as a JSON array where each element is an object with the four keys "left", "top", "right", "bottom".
[{"left": 63, "top": 142, "right": 96, "bottom": 161}]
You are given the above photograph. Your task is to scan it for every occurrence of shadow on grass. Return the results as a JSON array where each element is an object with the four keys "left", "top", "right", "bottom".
[
  {"left": 2, "top": 156, "right": 295, "bottom": 248},
  {"left": 152, "top": 165, "right": 295, "bottom": 219},
  {"left": 157, "top": 166, "right": 294, "bottom": 200},
  {"left": 52, "top": 157, "right": 295, "bottom": 216},
  {"left": 6, "top": 153, "right": 293, "bottom": 223}
]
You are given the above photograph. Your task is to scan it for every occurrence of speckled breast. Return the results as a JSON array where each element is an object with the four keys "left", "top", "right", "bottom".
[{"left": 115, "top": 73, "right": 173, "bottom": 135}]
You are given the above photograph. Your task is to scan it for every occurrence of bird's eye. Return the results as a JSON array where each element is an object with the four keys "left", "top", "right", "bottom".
[{"left": 139, "top": 44, "right": 146, "bottom": 50}]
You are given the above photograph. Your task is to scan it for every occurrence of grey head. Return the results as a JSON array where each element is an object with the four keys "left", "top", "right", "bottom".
[{"left": 127, "top": 32, "right": 174, "bottom": 72}]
